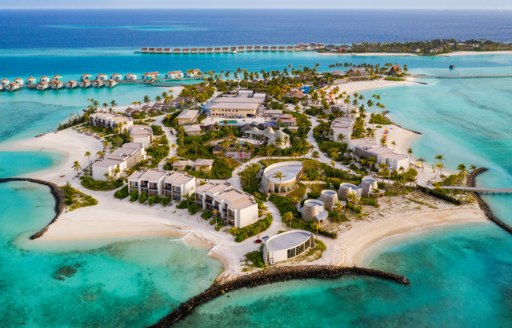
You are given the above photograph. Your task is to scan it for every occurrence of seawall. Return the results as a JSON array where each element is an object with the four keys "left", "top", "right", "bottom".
[
  {"left": 151, "top": 265, "right": 409, "bottom": 327},
  {"left": 467, "top": 168, "right": 512, "bottom": 234},
  {"left": 0, "top": 177, "right": 64, "bottom": 239}
]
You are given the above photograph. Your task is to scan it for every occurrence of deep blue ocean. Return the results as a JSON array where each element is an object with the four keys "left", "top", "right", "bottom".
[
  {"left": 1, "top": 9, "right": 512, "bottom": 49},
  {"left": 0, "top": 9, "right": 511, "bottom": 328}
]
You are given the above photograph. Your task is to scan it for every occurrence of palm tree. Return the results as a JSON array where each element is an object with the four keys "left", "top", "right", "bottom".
[
  {"left": 84, "top": 151, "right": 91, "bottom": 165},
  {"left": 72, "top": 160, "right": 81, "bottom": 176},
  {"left": 143, "top": 95, "right": 151, "bottom": 105},
  {"left": 96, "top": 150, "right": 105, "bottom": 160},
  {"left": 273, "top": 171, "right": 284, "bottom": 193},
  {"left": 283, "top": 211, "right": 294, "bottom": 228},
  {"left": 417, "top": 158, "right": 425, "bottom": 172},
  {"left": 311, "top": 221, "right": 320, "bottom": 237},
  {"left": 407, "top": 147, "right": 413, "bottom": 167}
]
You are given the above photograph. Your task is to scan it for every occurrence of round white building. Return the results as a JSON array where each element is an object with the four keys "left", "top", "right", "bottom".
[
  {"left": 262, "top": 230, "right": 315, "bottom": 265},
  {"left": 261, "top": 161, "right": 304, "bottom": 194},
  {"left": 338, "top": 183, "right": 360, "bottom": 201}
]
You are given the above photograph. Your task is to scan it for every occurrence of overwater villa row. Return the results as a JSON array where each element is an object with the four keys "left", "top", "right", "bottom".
[
  {"left": 138, "top": 43, "right": 326, "bottom": 55},
  {"left": 0, "top": 70, "right": 202, "bottom": 92}
]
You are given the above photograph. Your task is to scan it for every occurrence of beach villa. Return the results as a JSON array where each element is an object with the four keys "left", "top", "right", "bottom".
[
  {"left": 129, "top": 125, "right": 153, "bottom": 148},
  {"left": 195, "top": 182, "right": 259, "bottom": 228},
  {"left": 89, "top": 112, "right": 133, "bottom": 132},
  {"left": 92, "top": 143, "right": 146, "bottom": 181},
  {"left": 166, "top": 71, "right": 184, "bottom": 79},
  {"left": 176, "top": 109, "right": 200, "bottom": 125},
  {"left": 261, "top": 161, "right": 304, "bottom": 194},
  {"left": 262, "top": 230, "right": 315, "bottom": 265},
  {"left": 163, "top": 171, "right": 196, "bottom": 200}
]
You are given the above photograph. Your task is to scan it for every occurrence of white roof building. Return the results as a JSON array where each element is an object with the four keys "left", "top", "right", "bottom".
[
  {"left": 263, "top": 230, "right": 315, "bottom": 265},
  {"left": 92, "top": 143, "right": 145, "bottom": 181}
]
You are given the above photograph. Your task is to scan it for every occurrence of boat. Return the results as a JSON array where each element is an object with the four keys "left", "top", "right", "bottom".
[{"left": 449, "top": 65, "right": 456, "bottom": 70}]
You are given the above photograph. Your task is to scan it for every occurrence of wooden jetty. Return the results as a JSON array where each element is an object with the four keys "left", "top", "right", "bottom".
[
  {"left": 411, "top": 73, "right": 512, "bottom": 80},
  {"left": 135, "top": 43, "right": 325, "bottom": 55}
]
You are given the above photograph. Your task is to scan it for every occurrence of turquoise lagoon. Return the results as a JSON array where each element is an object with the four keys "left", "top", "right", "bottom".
[{"left": 1, "top": 52, "right": 512, "bottom": 326}]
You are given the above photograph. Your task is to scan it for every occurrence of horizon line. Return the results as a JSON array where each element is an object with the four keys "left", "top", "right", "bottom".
[{"left": 2, "top": 7, "right": 512, "bottom": 10}]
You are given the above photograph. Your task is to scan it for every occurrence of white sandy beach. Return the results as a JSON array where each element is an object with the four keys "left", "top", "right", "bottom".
[
  {"left": 443, "top": 50, "right": 512, "bottom": 57},
  {"left": 321, "top": 52, "right": 417, "bottom": 57}
]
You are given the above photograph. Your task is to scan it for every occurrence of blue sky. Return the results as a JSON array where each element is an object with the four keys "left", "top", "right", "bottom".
[{"left": 3, "top": 0, "right": 511, "bottom": 9}]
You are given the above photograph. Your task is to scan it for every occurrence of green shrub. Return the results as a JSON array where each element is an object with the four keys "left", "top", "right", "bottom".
[
  {"left": 201, "top": 211, "right": 213, "bottom": 220},
  {"left": 231, "top": 214, "right": 273, "bottom": 242},
  {"left": 244, "top": 250, "right": 265, "bottom": 268},
  {"left": 138, "top": 193, "right": 149, "bottom": 204},
  {"left": 80, "top": 176, "right": 124, "bottom": 191},
  {"left": 177, "top": 200, "right": 188, "bottom": 209},
  {"left": 61, "top": 183, "right": 98, "bottom": 211},
  {"left": 188, "top": 203, "right": 199, "bottom": 215},
  {"left": 148, "top": 195, "right": 162, "bottom": 206},
  {"left": 161, "top": 197, "right": 171, "bottom": 206},
  {"left": 129, "top": 191, "right": 138, "bottom": 202},
  {"left": 114, "top": 186, "right": 129, "bottom": 199}
]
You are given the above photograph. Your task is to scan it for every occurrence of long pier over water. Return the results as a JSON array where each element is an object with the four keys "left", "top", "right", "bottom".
[
  {"left": 412, "top": 73, "right": 512, "bottom": 79},
  {"left": 136, "top": 43, "right": 323, "bottom": 55}
]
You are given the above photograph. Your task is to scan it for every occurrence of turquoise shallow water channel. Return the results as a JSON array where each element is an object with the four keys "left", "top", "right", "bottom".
[{"left": 0, "top": 50, "right": 511, "bottom": 326}]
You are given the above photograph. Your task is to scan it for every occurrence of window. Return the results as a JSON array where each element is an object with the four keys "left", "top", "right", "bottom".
[{"left": 287, "top": 248, "right": 295, "bottom": 259}]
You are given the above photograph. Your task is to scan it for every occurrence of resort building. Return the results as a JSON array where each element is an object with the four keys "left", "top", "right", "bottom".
[
  {"left": 27, "top": 77, "right": 37, "bottom": 85},
  {"left": 262, "top": 230, "right": 315, "bottom": 265},
  {"left": 338, "top": 183, "right": 361, "bottom": 201},
  {"left": 163, "top": 171, "right": 196, "bottom": 201},
  {"left": 331, "top": 117, "right": 355, "bottom": 142},
  {"left": 207, "top": 91, "right": 266, "bottom": 118},
  {"left": 183, "top": 124, "right": 202, "bottom": 136},
  {"left": 92, "top": 143, "right": 146, "bottom": 181},
  {"left": 166, "top": 71, "right": 184, "bottom": 79},
  {"left": 348, "top": 139, "right": 409, "bottom": 171},
  {"left": 276, "top": 114, "right": 297, "bottom": 126},
  {"left": 195, "top": 182, "right": 258, "bottom": 228},
  {"left": 301, "top": 199, "right": 329, "bottom": 222},
  {"left": 262, "top": 109, "right": 283, "bottom": 118},
  {"left": 128, "top": 169, "right": 167, "bottom": 196},
  {"left": 243, "top": 126, "right": 291, "bottom": 148},
  {"left": 261, "top": 161, "right": 304, "bottom": 194},
  {"left": 388, "top": 65, "right": 403, "bottom": 76},
  {"left": 176, "top": 109, "right": 200, "bottom": 125},
  {"left": 129, "top": 125, "right": 153, "bottom": 148},
  {"left": 89, "top": 112, "right": 133, "bottom": 132}
]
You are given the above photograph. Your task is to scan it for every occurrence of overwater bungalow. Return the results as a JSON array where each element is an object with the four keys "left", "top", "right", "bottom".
[
  {"left": 246, "top": 46, "right": 254, "bottom": 51},
  {"left": 222, "top": 47, "right": 229, "bottom": 52},
  {"left": 125, "top": 73, "right": 137, "bottom": 80},
  {"left": 66, "top": 80, "right": 78, "bottom": 89},
  {"left": 92, "top": 79, "right": 105, "bottom": 88},
  {"left": 190, "top": 48, "right": 198, "bottom": 53},
  {"left": 141, "top": 47, "right": 148, "bottom": 52},
  {"left": 106, "top": 79, "right": 118, "bottom": 88},
  {"left": 111, "top": 73, "right": 123, "bottom": 81},
  {"left": 208, "top": 48, "right": 215, "bottom": 53},
  {"left": 7, "top": 83, "right": 21, "bottom": 92},
  {"left": 287, "top": 46, "right": 294, "bottom": 51},
  {"left": 40, "top": 76, "right": 50, "bottom": 83},
  {"left": 37, "top": 82, "right": 49, "bottom": 91},
  {"left": 164, "top": 48, "right": 171, "bottom": 53},
  {"left": 173, "top": 48, "right": 181, "bottom": 54},
  {"left": 79, "top": 79, "right": 91, "bottom": 88},
  {"left": 155, "top": 48, "right": 163, "bottom": 53},
  {"left": 1, "top": 78, "right": 10, "bottom": 87},
  {"left": 51, "top": 80, "right": 64, "bottom": 90},
  {"left": 166, "top": 70, "right": 184, "bottom": 79},
  {"left": 148, "top": 47, "right": 155, "bottom": 52},
  {"left": 254, "top": 46, "right": 261, "bottom": 51},
  {"left": 237, "top": 46, "right": 245, "bottom": 51},
  {"left": 27, "top": 76, "right": 37, "bottom": 85},
  {"left": 199, "top": 48, "right": 206, "bottom": 53},
  {"left": 262, "top": 46, "right": 269, "bottom": 51},
  {"left": 14, "top": 77, "right": 24, "bottom": 85},
  {"left": 230, "top": 46, "right": 237, "bottom": 52},
  {"left": 270, "top": 46, "right": 277, "bottom": 51},
  {"left": 52, "top": 75, "right": 62, "bottom": 81},
  {"left": 143, "top": 72, "right": 159, "bottom": 81},
  {"left": 278, "top": 46, "right": 286, "bottom": 51},
  {"left": 96, "top": 74, "right": 108, "bottom": 81},
  {"left": 81, "top": 74, "right": 91, "bottom": 81},
  {"left": 182, "top": 48, "right": 190, "bottom": 53}
]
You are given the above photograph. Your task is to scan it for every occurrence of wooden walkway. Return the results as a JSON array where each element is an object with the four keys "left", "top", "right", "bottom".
[
  {"left": 412, "top": 74, "right": 512, "bottom": 80},
  {"left": 437, "top": 186, "right": 512, "bottom": 195}
]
